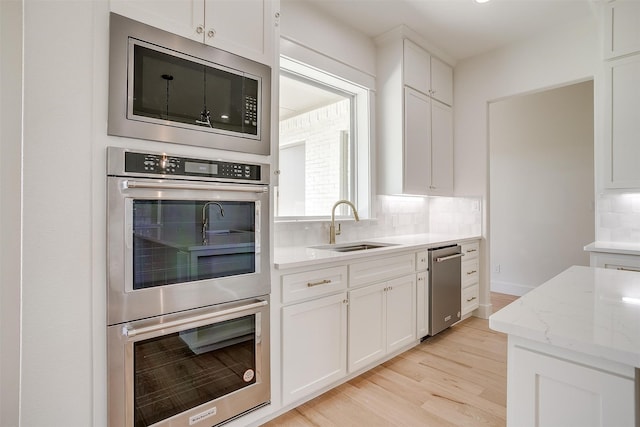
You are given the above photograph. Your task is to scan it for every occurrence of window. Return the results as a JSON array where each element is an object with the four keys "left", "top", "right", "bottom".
[{"left": 277, "top": 56, "right": 371, "bottom": 220}]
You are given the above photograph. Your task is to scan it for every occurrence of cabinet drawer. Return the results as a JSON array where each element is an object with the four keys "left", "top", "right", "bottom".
[
  {"left": 349, "top": 254, "right": 415, "bottom": 288},
  {"left": 462, "top": 284, "right": 479, "bottom": 315},
  {"left": 461, "top": 241, "right": 479, "bottom": 260},
  {"left": 282, "top": 266, "right": 348, "bottom": 304},
  {"left": 416, "top": 250, "right": 428, "bottom": 271},
  {"left": 462, "top": 258, "right": 479, "bottom": 288}
]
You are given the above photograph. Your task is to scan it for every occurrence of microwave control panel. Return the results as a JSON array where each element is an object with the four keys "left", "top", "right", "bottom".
[{"left": 123, "top": 151, "right": 262, "bottom": 181}]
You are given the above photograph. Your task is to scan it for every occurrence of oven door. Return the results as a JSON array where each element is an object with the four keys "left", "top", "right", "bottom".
[
  {"left": 108, "top": 177, "right": 270, "bottom": 325},
  {"left": 108, "top": 297, "right": 270, "bottom": 427}
]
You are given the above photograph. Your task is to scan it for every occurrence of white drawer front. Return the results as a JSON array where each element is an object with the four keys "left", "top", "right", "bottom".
[
  {"left": 282, "top": 265, "right": 348, "bottom": 304},
  {"left": 462, "top": 284, "right": 479, "bottom": 315},
  {"left": 461, "top": 241, "right": 479, "bottom": 260},
  {"left": 462, "top": 258, "right": 479, "bottom": 288},
  {"left": 349, "top": 254, "right": 416, "bottom": 288}
]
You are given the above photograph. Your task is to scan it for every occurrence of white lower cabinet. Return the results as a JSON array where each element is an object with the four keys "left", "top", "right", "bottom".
[
  {"left": 508, "top": 341, "right": 635, "bottom": 427},
  {"left": 281, "top": 292, "right": 348, "bottom": 405},
  {"left": 416, "top": 271, "right": 428, "bottom": 339},
  {"left": 461, "top": 241, "right": 480, "bottom": 316},
  {"left": 348, "top": 274, "right": 416, "bottom": 373}
]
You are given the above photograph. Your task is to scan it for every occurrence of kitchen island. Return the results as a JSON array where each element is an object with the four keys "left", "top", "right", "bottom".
[{"left": 490, "top": 265, "right": 640, "bottom": 427}]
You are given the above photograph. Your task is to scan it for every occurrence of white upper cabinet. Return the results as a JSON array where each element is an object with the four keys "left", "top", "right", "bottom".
[
  {"left": 110, "top": 0, "right": 278, "bottom": 65},
  {"left": 403, "top": 39, "right": 453, "bottom": 106},
  {"left": 603, "top": 0, "right": 640, "bottom": 59},
  {"left": 430, "top": 99, "right": 454, "bottom": 195},
  {"left": 604, "top": 55, "right": 640, "bottom": 188},
  {"left": 377, "top": 36, "right": 454, "bottom": 196},
  {"left": 602, "top": 0, "right": 640, "bottom": 189}
]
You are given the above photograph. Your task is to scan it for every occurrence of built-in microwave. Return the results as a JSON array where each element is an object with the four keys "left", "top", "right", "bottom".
[{"left": 108, "top": 13, "right": 271, "bottom": 155}]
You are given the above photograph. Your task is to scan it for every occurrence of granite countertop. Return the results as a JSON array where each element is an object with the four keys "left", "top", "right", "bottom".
[
  {"left": 584, "top": 241, "right": 640, "bottom": 256},
  {"left": 489, "top": 265, "right": 640, "bottom": 368},
  {"left": 274, "top": 232, "right": 481, "bottom": 269}
]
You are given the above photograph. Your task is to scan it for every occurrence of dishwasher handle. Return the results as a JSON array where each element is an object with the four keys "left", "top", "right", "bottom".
[{"left": 435, "top": 253, "right": 464, "bottom": 263}]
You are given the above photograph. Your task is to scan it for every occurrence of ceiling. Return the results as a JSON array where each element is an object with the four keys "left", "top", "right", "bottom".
[{"left": 296, "top": 0, "right": 597, "bottom": 62}]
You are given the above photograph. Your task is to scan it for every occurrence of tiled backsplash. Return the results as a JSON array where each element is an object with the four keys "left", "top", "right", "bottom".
[
  {"left": 596, "top": 192, "right": 640, "bottom": 242},
  {"left": 274, "top": 195, "right": 482, "bottom": 248}
]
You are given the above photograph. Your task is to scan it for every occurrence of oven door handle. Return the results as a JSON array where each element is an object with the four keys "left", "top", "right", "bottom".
[
  {"left": 123, "top": 180, "right": 268, "bottom": 193},
  {"left": 122, "top": 299, "right": 268, "bottom": 338}
]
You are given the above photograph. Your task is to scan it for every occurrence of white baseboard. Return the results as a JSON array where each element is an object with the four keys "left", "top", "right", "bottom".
[{"left": 490, "top": 280, "right": 534, "bottom": 297}]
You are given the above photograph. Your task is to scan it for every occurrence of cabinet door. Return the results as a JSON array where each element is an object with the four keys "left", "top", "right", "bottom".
[
  {"left": 110, "top": 0, "right": 204, "bottom": 42},
  {"left": 204, "top": 0, "right": 273, "bottom": 64},
  {"left": 416, "top": 271, "right": 428, "bottom": 339},
  {"left": 403, "top": 39, "right": 431, "bottom": 95},
  {"left": 282, "top": 292, "right": 348, "bottom": 405},
  {"left": 430, "top": 56, "right": 453, "bottom": 106},
  {"left": 348, "top": 283, "right": 386, "bottom": 373},
  {"left": 403, "top": 87, "right": 432, "bottom": 195},
  {"left": 430, "top": 100, "right": 453, "bottom": 195},
  {"left": 386, "top": 275, "right": 416, "bottom": 353},
  {"left": 604, "top": 0, "right": 640, "bottom": 59},
  {"left": 508, "top": 346, "right": 635, "bottom": 427},
  {"left": 605, "top": 55, "right": 640, "bottom": 188}
]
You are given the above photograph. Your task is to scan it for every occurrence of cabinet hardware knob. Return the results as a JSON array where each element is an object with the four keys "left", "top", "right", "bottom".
[
  {"left": 343, "top": 299, "right": 348, "bottom": 305},
  {"left": 196, "top": 25, "right": 204, "bottom": 34},
  {"left": 307, "top": 279, "right": 331, "bottom": 287},
  {"left": 207, "top": 29, "right": 216, "bottom": 38},
  {"left": 274, "top": 170, "right": 281, "bottom": 175}
]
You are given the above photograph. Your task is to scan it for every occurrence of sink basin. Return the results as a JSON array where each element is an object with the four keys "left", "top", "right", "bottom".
[{"left": 310, "top": 242, "right": 397, "bottom": 252}]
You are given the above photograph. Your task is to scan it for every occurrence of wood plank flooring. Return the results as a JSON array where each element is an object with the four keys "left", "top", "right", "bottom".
[{"left": 262, "top": 292, "right": 519, "bottom": 427}]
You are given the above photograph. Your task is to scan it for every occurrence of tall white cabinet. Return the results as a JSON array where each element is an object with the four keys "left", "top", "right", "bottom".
[
  {"left": 601, "top": 0, "right": 640, "bottom": 188},
  {"left": 377, "top": 35, "right": 454, "bottom": 196}
]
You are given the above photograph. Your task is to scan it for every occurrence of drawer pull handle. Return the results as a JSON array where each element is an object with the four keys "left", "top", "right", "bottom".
[
  {"left": 466, "top": 296, "right": 477, "bottom": 302},
  {"left": 467, "top": 270, "right": 477, "bottom": 275},
  {"left": 307, "top": 279, "right": 332, "bottom": 287},
  {"left": 466, "top": 249, "right": 477, "bottom": 253}
]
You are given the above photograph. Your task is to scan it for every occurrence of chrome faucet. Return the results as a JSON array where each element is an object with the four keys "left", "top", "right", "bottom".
[
  {"left": 202, "top": 202, "right": 224, "bottom": 244},
  {"left": 329, "top": 200, "right": 360, "bottom": 244}
]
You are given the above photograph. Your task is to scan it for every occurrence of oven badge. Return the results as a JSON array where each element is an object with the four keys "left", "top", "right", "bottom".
[{"left": 243, "top": 369, "right": 255, "bottom": 382}]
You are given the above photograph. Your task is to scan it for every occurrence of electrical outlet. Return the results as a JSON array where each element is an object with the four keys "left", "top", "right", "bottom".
[
  {"left": 493, "top": 264, "right": 501, "bottom": 273},
  {"left": 471, "top": 200, "right": 480, "bottom": 212}
]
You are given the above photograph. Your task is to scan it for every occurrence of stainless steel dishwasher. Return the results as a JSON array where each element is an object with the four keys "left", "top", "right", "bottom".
[{"left": 428, "top": 245, "right": 463, "bottom": 336}]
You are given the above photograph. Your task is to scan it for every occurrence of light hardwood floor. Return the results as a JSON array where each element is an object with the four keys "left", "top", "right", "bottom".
[{"left": 262, "top": 292, "right": 519, "bottom": 427}]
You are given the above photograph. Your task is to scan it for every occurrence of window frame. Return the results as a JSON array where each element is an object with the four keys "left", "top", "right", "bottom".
[{"left": 276, "top": 53, "right": 373, "bottom": 221}]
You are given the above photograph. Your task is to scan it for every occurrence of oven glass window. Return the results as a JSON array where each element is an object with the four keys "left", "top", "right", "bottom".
[
  {"left": 132, "top": 200, "right": 256, "bottom": 289},
  {"left": 134, "top": 315, "right": 257, "bottom": 427},
  {"left": 132, "top": 44, "right": 259, "bottom": 135}
]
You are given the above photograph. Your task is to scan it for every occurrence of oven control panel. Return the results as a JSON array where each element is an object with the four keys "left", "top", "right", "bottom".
[{"left": 122, "top": 151, "right": 262, "bottom": 181}]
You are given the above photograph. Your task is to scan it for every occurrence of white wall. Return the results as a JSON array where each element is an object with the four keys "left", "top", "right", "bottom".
[
  {"left": 1, "top": 1, "right": 23, "bottom": 426},
  {"left": 489, "top": 81, "right": 595, "bottom": 295},
  {"left": 20, "top": 1, "right": 97, "bottom": 425},
  {"left": 280, "top": 0, "right": 376, "bottom": 78},
  {"left": 454, "top": 14, "right": 600, "bottom": 311}
]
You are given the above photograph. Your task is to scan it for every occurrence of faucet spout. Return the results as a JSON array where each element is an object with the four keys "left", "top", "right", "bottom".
[
  {"left": 329, "top": 200, "right": 359, "bottom": 244},
  {"left": 202, "top": 202, "right": 224, "bottom": 244}
]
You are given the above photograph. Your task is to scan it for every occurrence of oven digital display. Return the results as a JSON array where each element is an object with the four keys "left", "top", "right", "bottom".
[{"left": 185, "top": 161, "right": 218, "bottom": 175}]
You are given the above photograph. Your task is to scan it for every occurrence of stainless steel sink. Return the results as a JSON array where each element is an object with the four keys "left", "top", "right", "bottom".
[{"left": 310, "top": 242, "right": 397, "bottom": 252}]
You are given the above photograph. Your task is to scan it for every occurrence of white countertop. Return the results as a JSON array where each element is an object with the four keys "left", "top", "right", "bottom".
[
  {"left": 584, "top": 241, "right": 640, "bottom": 256},
  {"left": 490, "top": 265, "right": 640, "bottom": 368},
  {"left": 274, "top": 233, "right": 481, "bottom": 269}
]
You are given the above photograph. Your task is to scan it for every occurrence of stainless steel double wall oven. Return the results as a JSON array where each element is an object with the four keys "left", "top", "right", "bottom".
[{"left": 107, "top": 147, "right": 270, "bottom": 427}]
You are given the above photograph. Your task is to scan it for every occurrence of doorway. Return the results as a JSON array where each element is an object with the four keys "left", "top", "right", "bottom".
[{"left": 489, "top": 80, "right": 595, "bottom": 295}]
